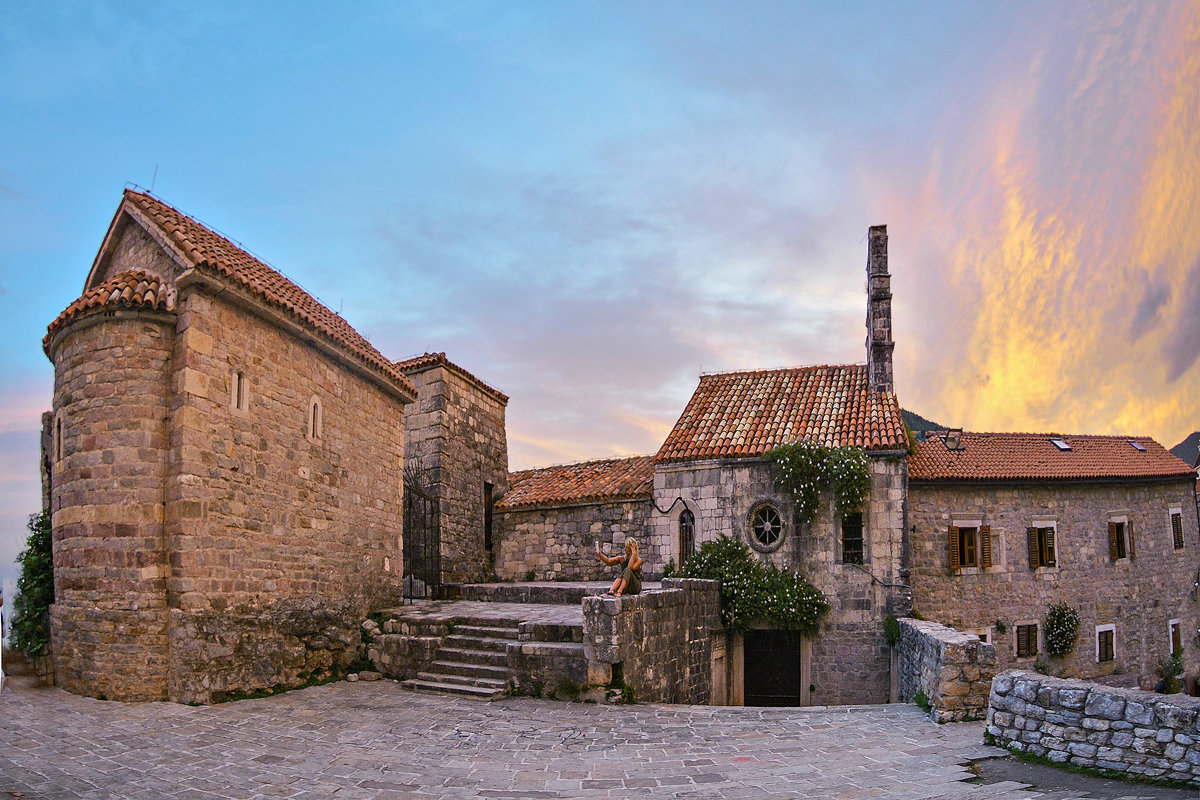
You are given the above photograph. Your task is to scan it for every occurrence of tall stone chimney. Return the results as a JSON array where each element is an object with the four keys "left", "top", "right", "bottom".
[{"left": 866, "top": 224, "right": 894, "bottom": 395}]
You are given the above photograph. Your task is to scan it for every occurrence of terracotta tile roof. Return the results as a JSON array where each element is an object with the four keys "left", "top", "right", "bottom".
[
  {"left": 654, "top": 364, "right": 907, "bottom": 464},
  {"left": 909, "top": 432, "right": 1197, "bottom": 483},
  {"left": 44, "top": 270, "right": 173, "bottom": 344},
  {"left": 396, "top": 352, "right": 509, "bottom": 405},
  {"left": 497, "top": 455, "right": 654, "bottom": 510},
  {"left": 109, "top": 190, "right": 415, "bottom": 398}
]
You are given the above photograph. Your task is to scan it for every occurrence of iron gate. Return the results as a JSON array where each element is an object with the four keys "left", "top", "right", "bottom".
[
  {"left": 744, "top": 630, "right": 802, "bottom": 706},
  {"left": 403, "top": 482, "right": 440, "bottom": 600}
]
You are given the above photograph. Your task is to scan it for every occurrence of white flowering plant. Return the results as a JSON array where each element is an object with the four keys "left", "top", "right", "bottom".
[
  {"left": 767, "top": 442, "right": 872, "bottom": 522},
  {"left": 681, "top": 535, "right": 828, "bottom": 635},
  {"left": 1043, "top": 602, "right": 1080, "bottom": 657}
]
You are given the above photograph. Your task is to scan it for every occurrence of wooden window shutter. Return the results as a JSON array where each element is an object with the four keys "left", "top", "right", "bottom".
[
  {"left": 948, "top": 526, "right": 960, "bottom": 569},
  {"left": 979, "top": 525, "right": 992, "bottom": 568},
  {"left": 1017, "top": 625, "right": 1030, "bottom": 657},
  {"left": 1173, "top": 513, "right": 1184, "bottom": 550},
  {"left": 1128, "top": 520, "right": 1136, "bottom": 557},
  {"left": 1108, "top": 521, "right": 1119, "bottom": 560},
  {"left": 1043, "top": 528, "right": 1056, "bottom": 566},
  {"left": 1027, "top": 527, "right": 1040, "bottom": 568}
]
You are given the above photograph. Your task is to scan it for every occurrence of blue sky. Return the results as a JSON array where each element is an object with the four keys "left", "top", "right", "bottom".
[{"left": 2, "top": 2, "right": 1198, "bottom": 603}]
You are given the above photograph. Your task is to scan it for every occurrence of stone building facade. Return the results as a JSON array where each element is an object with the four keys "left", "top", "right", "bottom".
[
  {"left": 494, "top": 456, "right": 655, "bottom": 581},
  {"left": 398, "top": 353, "right": 509, "bottom": 584},
  {"left": 909, "top": 432, "right": 1200, "bottom": 687},
  {"left": 43, "top": 191, "right": 415, "bottom": 702}
]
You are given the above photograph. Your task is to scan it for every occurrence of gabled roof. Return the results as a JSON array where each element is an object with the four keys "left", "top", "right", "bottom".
[
  {"left": 396, "top": 351, "right": 509, "bottom": 405},
  {"left": 654, "top": 364, "right": 907, "bottom": 464},
  {"left": 497, "top": 455, "right": 654, "bottom": 510},
  {"left": 71, "top": 190, "right": 415, "bottom": 399},
  {"left": 45, "top": 270, "right": 173, "bottom": 343},
  {"left": 909, "top": 432, "right": 1197, "bottom": 483}
]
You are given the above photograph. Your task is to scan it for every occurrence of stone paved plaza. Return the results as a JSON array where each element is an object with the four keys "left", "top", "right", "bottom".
[{"left": 0, "top": 678, "right": 1191, "bottom": 800}]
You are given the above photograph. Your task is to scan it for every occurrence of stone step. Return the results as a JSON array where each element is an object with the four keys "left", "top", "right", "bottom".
[
  {"left": 428, "top": 660, "right": 510, "bottom": 681},
  {"left": 415, "top": 671, "right": 507, "bottom": 691},
  {"left": 436, "top": 646, "right": 507, "bottom": 667},
  {"left": 454, "top": 624, "right": 520, "bottom": 640},
  {"left": 400, "top": 678, "right": 505, "bottom": 700},
  {"left": 444, "top": 634, "right": 509, "bottom": 652}
]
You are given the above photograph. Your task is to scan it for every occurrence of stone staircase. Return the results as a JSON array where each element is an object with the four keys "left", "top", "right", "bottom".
[{"left": 399, "top": 618, "right": 520, "bottom": 699}]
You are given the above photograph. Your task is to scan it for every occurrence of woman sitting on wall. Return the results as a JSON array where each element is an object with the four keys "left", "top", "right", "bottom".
[{"left": 596, "top": 538, "right": 643, "bottom": 597}]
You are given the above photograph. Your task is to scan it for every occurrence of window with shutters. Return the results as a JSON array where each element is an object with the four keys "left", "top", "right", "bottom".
[
  {"left": 1016, "top": 624, "right": 1038, "bottom": 658},
  {"left": 1096, "top": 625, "right": 1115, "bottom": 663},
  {"left": 1108, "top": 516, "right": 1134, "bottom": 560},
  {"left": 1027, "top": 524, "right": 1056, "bottom": 569},
  {"left": 1170, "top": 508, "right": 1184, "bottom": 551},
  {"left": 841, "top": 512, "right": 864, "bottom": 565},
  {"left": 1169, "top": 619, "right": 1182, "bottom": 654},
  {"left": 948, "top": 523, "right": 991, "bottom": 570}
]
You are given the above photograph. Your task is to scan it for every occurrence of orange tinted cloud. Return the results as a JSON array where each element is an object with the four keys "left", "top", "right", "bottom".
[{"left": 889, "top": 3, "right": 1200, "bottom": 448}]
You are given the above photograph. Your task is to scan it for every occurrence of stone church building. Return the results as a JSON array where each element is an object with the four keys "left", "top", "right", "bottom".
[{"left": 40, "top": 190, "right": 1199, "bottom": 704}]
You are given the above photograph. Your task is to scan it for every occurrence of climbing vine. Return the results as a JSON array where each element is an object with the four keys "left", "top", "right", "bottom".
[
  {"left": 1043, "top": 602, "right": 1080, "bottom": 657},
  {"left": 680, "top": 535, "right": 829, "bottom": 635},
  {"left": 767, "top": 442, "right": 872, "bottom": 522}
]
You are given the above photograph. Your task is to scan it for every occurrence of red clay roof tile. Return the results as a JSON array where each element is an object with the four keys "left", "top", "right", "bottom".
[
  {"left": 44, "top": 270, "right": 173, "bottom": 344},
  {"left": 109, "top": 190, "right": 415, "bottom": 398},
  {"left": 654, "top": 364, "right": 906, "bottom": 463},
  {"left": 396, "top": 351, "right": 509, "bottom": 405},
  {"left": 498, "top": 455, "right": 654, "bottom": 510},
  {"left": 909, "top": 432, "right": 1196, "bottom": 482}
]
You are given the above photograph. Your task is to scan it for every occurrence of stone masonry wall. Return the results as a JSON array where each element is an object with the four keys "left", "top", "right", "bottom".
[
  {"left": 47, "top": 311, "right": 175, "bottom": 701},
  {"left": 650, "top": 456, "right": 908, "bottom": 705},
  {"left": 403, "top": 365, "right": 508, "bottom": 583},
  {"left": 582, "top": 578, "right": 720, "bottom": 704},
  {"left": 909, "top": 480, "right": 1200, "bottom": 686},
  {"left": 895, "top": 617, "right": 997, "bottom": 722},
  {"left": 989, "top": 671, "right": 1200, "bottom": 786},
  {"left": 494, "top": 499, "right": 653, "bottom": 581},
  {"left": 161, "top": 284, "right": 409, "bottom": 702}
]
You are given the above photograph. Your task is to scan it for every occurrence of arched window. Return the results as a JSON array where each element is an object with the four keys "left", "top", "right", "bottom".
[
  {"left": 679, "top": 509, "right": 695, "bottom": 566},
  {"left": 307, "top": 396, "right": 323, "bottom": 442}
]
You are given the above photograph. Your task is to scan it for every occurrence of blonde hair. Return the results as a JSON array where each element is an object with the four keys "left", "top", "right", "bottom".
[{"left": 625, "top": 538, "right": 638, "bottom": 555}]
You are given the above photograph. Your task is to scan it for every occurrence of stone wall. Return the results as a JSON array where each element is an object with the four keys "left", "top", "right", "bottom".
[
  {"left": 909, "top": 479, "right": 1200, "bottom": 686},
  {"left": 403, "top": 364, "right": 508, "bottom": 583},
  {"left": 494, "top": 499, "right": 653, "bottom": 581},
  {"left": 895, "top": 617, "right": 997, "bottom": 722},
  {"left": 988, "top": 671, "right": 1200, "bottom": 786},
  {"left": 47, "top": 311, "right": 175, "bottom": 700},
  {"left": 582, "top": 578, "right": 720, "bottom": 704},
  {"left": 650, "top": 455, "right": 908, "bottom": 705}
]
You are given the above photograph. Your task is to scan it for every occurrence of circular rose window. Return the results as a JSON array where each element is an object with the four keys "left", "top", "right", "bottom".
[{"left": 748, "top": 502, "right": 785, "bottom": 552}]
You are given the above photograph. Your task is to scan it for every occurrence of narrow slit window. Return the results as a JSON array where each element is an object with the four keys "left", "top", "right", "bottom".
[
  {"left": 1171, "top": 510, "right": 1184, "bottom": 551},
  {"left": 679, "top": 509, "right": 696, "bottom": 566},
  {"left": 55, "top": 415, "right": 64, "bottom": 462},
  {"left": 307, "top": 397, "right": 323, "bottom": 442},
  {"left": 232, "top": 370, "right": 248, "bottom": 411}
]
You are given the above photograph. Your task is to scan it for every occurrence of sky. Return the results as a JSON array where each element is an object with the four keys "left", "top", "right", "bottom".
[{"left": 1, "top": 1, "right": 1198, "bottom": 603}]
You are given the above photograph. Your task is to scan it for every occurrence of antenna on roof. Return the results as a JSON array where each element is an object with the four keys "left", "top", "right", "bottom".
[{"left": 150, "top": 164, "right": 158, "bottom": 193}]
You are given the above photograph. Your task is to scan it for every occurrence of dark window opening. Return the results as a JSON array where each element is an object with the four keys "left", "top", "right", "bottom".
[
  {"left": 1171, "top": 622, "right": 1182, "bottom": 653},
  {"left": 841, "top": 512, "right": 864, "bottom": 565},
  {"left": 483, "top": 482, "right": 494, "bottom": 558},
  {"left": 679, "top": 509, "right": 695, "bottom": 566}
]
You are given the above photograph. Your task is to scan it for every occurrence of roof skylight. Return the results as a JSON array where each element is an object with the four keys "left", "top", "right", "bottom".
[
  {"left": 1049, "top": 438, "right": 1071, "bottom": 451},
  {"left": 1129, "top": 440, "right": 1147, "bottom": 452}
]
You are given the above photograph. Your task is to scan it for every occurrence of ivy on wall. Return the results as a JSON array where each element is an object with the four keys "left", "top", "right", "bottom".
[
  {"left": 680, "top": 535, "right": 829, "bottom": 635},
  {"left": 767, "top": 442, "right": 872, "bottom": 522}
]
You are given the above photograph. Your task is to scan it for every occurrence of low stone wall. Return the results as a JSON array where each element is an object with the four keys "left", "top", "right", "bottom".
[
  {"left": 495, "top": 499, "right": 653, "bottom": 581},
  {"left": 895, "top": 617, "right": 996, "bottom": 722},
  {"left": 367, "top": 616, "right": 449, "bottom": 680},
  {"left": 167, "top": 597, "right": 362, "bottom": 704},
  {"left": 582, "top": 577, "right": 720, "bottom": 704},
  {"left": 988, "top": 671, "right": 1200, "bottom": 785}
]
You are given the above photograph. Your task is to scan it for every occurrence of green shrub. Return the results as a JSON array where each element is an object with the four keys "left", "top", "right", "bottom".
[
  {"left": 10, "top": 511, "right": 54, "bottom": 658},
  {"left": 914, "top": 689, "right": 931, "bottom": 712},
  {"left": 1043, "top": 603, "right": 1080, "bottom": 657},
  {"left": 883, "top": 615, "right": 901, "bottom": 647},
  {"left": 662, "top": 558, "right": 677, "bottom": 579},
  {"left": 680, "top": 535, "right": 828, "bottom": 635}
]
